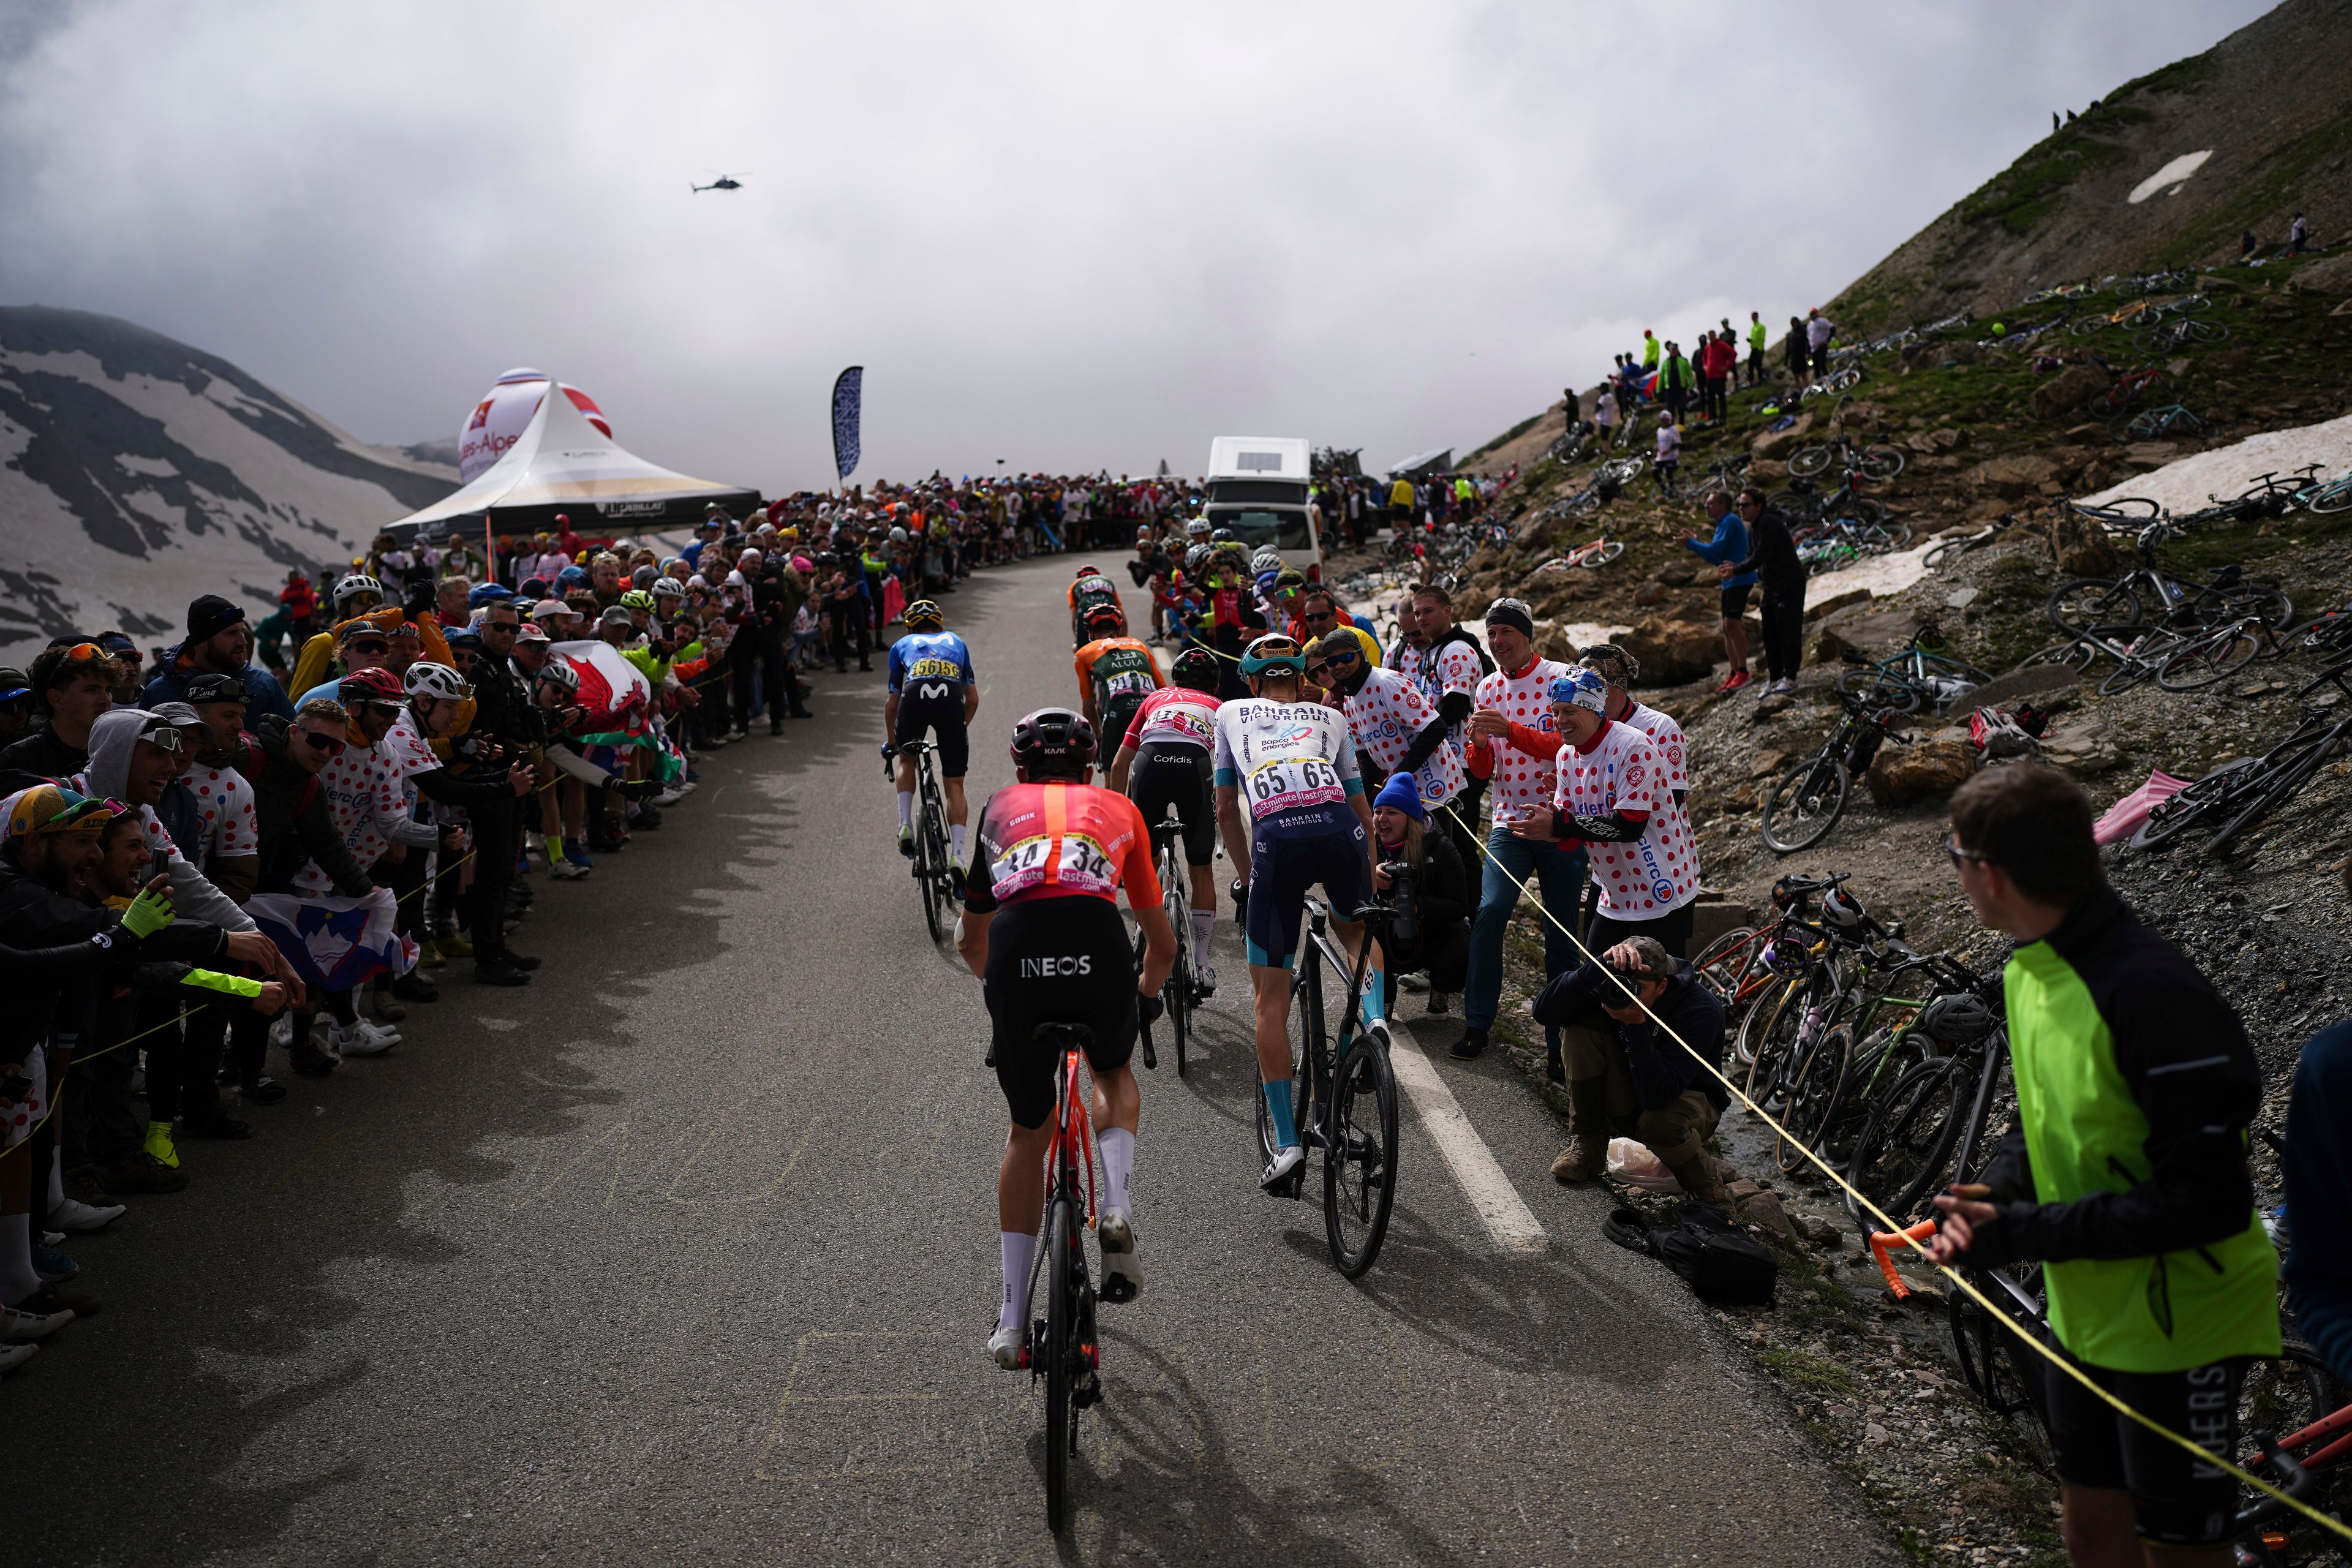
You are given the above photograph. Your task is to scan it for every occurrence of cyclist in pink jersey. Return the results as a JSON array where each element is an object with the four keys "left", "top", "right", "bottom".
[{"left": 1106, "top": 646, "right": 1223, "bottom": 995}]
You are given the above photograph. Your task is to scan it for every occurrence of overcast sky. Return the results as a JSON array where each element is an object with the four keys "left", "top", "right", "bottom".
[{"left": 0, "top": 0, "right": 2273, "bottom": 493}]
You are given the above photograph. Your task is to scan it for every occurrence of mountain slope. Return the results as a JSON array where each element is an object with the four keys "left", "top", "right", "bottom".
[
  {"left": 0, "top": 306, "right": 456, "bottom": 660},
  {"left": 1830, "top": 0, "right": 2352, "bottom": 331}
]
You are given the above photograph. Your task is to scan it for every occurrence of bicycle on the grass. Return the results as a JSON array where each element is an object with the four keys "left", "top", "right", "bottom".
[
  {"left": 1254, "top": 872, "right": 1409, "bottom": 1279},
  {"left": 1013, "top": 1023, "right": 1104, "bottom": 1535},
  {"left": 884, "top": 737, "right": 959, "bottom": 942},
  {"left": 2113, "top": 402, "right": 2205, "bottom": 442},
  {"left": 1787, "top": 432, "right": 1905, "bottom": 482},
  {"left": 1132, "top": 818, "right": 1197, "bottom": 1076},
  {"left": 1834, "top": 622, "right": 1988, "bottom": 715},
  {"left": 2047, "top": 521, "right": 2292, "bottom": 641}
]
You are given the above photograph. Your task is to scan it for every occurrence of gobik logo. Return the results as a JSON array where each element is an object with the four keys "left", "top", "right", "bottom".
[{"left": 1020, "top": 955, "right": 1094, "bottom": 978}]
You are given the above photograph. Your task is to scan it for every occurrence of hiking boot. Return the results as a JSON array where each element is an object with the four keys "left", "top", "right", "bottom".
[
  {"left": 288, "top": 1039, "right": 338, "bottom": 1078},
  {"left": 1447, "top": 1027, "right": 1488, "bottom": 1061},
  {"left": 393, "top": 972, "right": 439, "bottom": 1003},
  {"left": 99, "top": 1153, "right": 188, "bottom": 1195},
  {"left": 1664, "top": 1150, "right": 1736, "bottom": 1222},
  {"left": 1548, "top": 1077, "right": 1611, "bottom": 1183},
  {"left": 435, "top": 932, "right": 475, "bottom": 959},
  {"left": 141, "top": 1120, "right": 181, "bottom": 1170}
]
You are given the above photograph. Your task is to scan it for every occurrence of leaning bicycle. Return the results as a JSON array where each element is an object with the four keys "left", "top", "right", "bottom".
[{"left": 1254, "top": 873, "right": 1408, "bottom": 1278}]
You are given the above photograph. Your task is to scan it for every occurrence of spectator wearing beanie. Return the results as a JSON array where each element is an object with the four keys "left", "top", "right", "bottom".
[{"left": 143, "top": 595, "right": 294, "bottom": 725}]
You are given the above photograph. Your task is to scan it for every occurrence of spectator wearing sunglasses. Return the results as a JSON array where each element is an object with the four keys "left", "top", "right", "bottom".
[
  {"left": 293, "top": 621, "right": 397, "bottom": 710},
  {"left": 0, "top": 643, "right": 124, "bottom": 780},
  {"left": 1291, "top": 590, "right": 1380, "bottom": 671},
  {"left": 140, "top": 595, "right": 295, "bottom": 728}
]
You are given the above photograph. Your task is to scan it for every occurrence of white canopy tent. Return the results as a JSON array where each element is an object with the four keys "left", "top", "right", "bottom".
[{"left": 385, "top": 377, "right": 759, "bottom": 537}]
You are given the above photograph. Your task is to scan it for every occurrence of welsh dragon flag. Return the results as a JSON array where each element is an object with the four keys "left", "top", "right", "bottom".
[{"left": 245, "top": 886, "right": 417, "bottom": 992}]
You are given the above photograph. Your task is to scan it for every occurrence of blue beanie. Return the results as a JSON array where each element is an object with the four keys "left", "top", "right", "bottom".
[{"left": 1373, "top": 773, "right": 1425, "bottom": 821}]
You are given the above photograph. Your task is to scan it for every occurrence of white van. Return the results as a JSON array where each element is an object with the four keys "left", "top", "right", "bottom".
[{"left": 1202, "top": 435, "right": 1321, "bottom": 576}]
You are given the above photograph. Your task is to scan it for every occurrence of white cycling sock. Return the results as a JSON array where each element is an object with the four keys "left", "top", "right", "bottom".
[
  {"left": 896, "top": 791, "right": 914, "bottom": 832},
  {"left": 999, "top": 1231, "right": 1037, "bottom": 1333},
  {"left": 1098, "top": 1128, "right": 1135, "bottom": 1218},
  {"left": 1189, "top": 908, "right": 1215, "bottom": 962},
  {"left": 949, "top": 824, "right": 967, "bottom": 865},
  {"left": 0, "top": 1213, "right": 37, "bottom": 1305}
]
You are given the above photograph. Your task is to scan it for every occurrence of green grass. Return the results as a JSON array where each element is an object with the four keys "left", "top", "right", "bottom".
[
  {"left": 1758, "top": 1346, "right": 1863, "bottom": 1399},
  {"left": 2152, "top": 103, "right": 2352, "bottom": 268}
]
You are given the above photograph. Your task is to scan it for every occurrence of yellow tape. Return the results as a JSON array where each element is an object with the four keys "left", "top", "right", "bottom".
[{"left": 1436, "top": 799, "right": 2352, "bottom": 1546}]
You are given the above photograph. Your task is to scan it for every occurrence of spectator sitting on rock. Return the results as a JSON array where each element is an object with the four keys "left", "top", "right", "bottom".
[{"left": 1533, "top": 934, "right": 1731, "bottom": 1216}]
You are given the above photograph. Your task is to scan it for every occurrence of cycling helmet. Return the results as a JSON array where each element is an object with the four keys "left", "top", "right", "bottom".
[
  {"left": 339, "top": 666, "right": 402, "bottom": 704},
  {"left": 1082, "top": 601, "right": 1126, "bottom": 635},
  {"left": 404, "top": 662, "right": 472, "bottom": 702},
  {"left": 333, "top": 573, "right": 385, "bottom": 608},
  {"left": 888, "top": 526, "right": 908, "bottom": 545},
  {"left": 468, "top": 582, "right": 514, "bottom": 608},
  {"left": 1183, "top": 544, "right": 1213, "bottom": 576},
  {"left": 1210, "top": 527, "right": 1237, "bottom": 543},
  {"left": 1075, "top": 564, "right": 1101, "bottom": 578},
  {"left": 1170, "top": 646, "right": 1221, "bottom": 693},
  {"left": 1821, "top": 886, "right": 1870, "bottom": 932},
  {"left": 1185, "top": 518, "right": 1211, "bottom": 538},
  {"left": 1009, "top": 707, "right": 1096, "bottom": 779},
  {"left": 1917, "top": 990, "right": 1997, "bottom": 1047},
  {"left": 1250, "top": 548, "right": 1283, "bottom": 576},
  {"left": 902, "top": 598, "right": 944, "bottom": 631},
  {"left": 1547, "top": 669, "right": 1608, "bottom": 713},
  {"left": 649, "top": 577, "right": 685, "bottom": 598},
  {"left": 536, "top": 657, "right": 581, "bottom": 694},
  {"left": 619, "top": 590, "right": 656, "bottom": 612},
  {"left": 1239, "top": 633, "right": 1306, "bottom": 676}
]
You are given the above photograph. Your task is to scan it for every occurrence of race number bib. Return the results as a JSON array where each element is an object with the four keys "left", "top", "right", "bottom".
[
  {"left": 992, "top": 832, "right": 1116, "bottom": 900},
  {"left": 1246, "top": 756, "right": 1343, "bottom": 819},
  {"left": 1102, "top": 669, "right": 1155, "bottom": 699}
]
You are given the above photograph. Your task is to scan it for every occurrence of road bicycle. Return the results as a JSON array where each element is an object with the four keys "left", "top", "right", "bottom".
[
  {"left": 1788, "top": 432, "right": 1906, "bottom": 481},
  {"left": 1016, "top": 1023, "right": 1104, "bottom": 1534},
  {"left": 884, "top": 738, "right": 960, "bottom": 943},
  {"left": 1758, "top": 690, "right": 1909, "bottom": 854},
  {"left": 2228, "top": 1343, "right": 2351, "bottom": 1564},
  {"left": 2084, "top": 360, "right": 2168, "bottom": 421},
  {"left": 1843, "top": 984, "right": 2010, "bottom": 1228},
  {"left": 1834, "top": 622, "right": 1988, "bottom": 714},
  {"left": 1771, "top": 469, "right": 1898, "bottom": 532},
  {"left": 1133, "top": 817, "right": 1200, "bottom": 1076},
  {"left": 2291, "top": 470, "right": 2352, "bottom": 516},
  {"left": 2047, "top": 522, "right": 2292, "bottom": 638},
  {"left": 2111, "top": 402, "right": 2205, "bottom": 442},
  {"left": 1254, "top": 870, "right": 1408, "bottom": 1278},
  {"left": 1532, "top": 536, "right": 1626, "bottom": 573},
  {"left": 2019, "top": 612, "right": 2277, "bottom": 696},
  {"left": 2130, "top": 658, "right": 2352, "bottom": 855},
  {"left": 2133, "top": 316, "right": 2228, "bottom": 355}
]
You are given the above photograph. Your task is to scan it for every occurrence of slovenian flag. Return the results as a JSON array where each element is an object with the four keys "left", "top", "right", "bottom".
[{"left": 245, "top": 886, "right": 417, "bottom": 992}]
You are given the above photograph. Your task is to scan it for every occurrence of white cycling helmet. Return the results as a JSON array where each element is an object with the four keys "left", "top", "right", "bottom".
[
  {"left": 650, "top": 576, "right": 686, "bottom": 598},
  {"left": 334, "top": 572, "right": 385, "bottom": 606},
  {"left": 404, "top": 660, "right": 472, "bottom": 702},
  {"left": 1250, "top": 548, "right": 1284, "bottom": 576},
  {"left": 1185, "top": 518, "right": 1211, "bottom": 537},
  {"left": 888, "top": 525, "right": 909, "bottom": 545},
  {"left": 536, "top": 657, "right": 581, "bottom": 693}
]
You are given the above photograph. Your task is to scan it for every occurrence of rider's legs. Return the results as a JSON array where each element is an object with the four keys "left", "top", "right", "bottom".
[{"left": 891, "top": 752, "right": 916, "bottom": 843}]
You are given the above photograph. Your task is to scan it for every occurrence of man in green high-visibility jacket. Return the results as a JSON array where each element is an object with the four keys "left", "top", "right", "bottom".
[
  {"left": 1745, "top": 311, "right": 1769, "bottom": 388},
  {"left": 1927, "top": 763, "right": 2277, "bottom": 1567}
]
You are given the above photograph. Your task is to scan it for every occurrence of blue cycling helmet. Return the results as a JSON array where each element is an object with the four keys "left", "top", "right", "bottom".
[
  {"left": 1548, "top": 668, "right": 1608, "bottom": 714},
  {"left": 557, "top": 565, "right": 589, "bottom": 586},
  {"left": 468, "top": 583, "right": 514, "bottom": 608},
  {"left": 1239, "top": 633, "right": 1306, "bottom": 676}
]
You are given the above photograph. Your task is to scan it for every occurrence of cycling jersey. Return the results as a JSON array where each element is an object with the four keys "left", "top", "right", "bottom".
[
  {"left": 1212, "top": 698, "right": 1363, "bottom": 840},
  {"left": 886, "top": 630, "right": 976, "bottom": 696},
  {"left": 183, "top": 760, "right": 259, "bottom": 862},
  {"left": 1068, "top": 575, "right": 1123, "bottom": 627},
  {"left": 1551, "top": 719, "right": 1697, "bottom": 919},
  {"left": 1338, "top": 665, "right": 1464, "bottom": 810},
  {"left": 1468, "top": 657, "right": 1573, "bottom": 812},
  {"left": 1389, "top": 634, "right": 1483, "bottom": 739},
  {"left": 1121, "top": 686, "right": 1219, "bottom": 753},
  {"left": 1617, "top": 699, "right": 1688, "bottom": 796},
  {"left": 963, "top": 782, "right": 1161, "bottom": 913},
  {"left": 1074, "top": 635, "right": 1165, "bottom": 737}
]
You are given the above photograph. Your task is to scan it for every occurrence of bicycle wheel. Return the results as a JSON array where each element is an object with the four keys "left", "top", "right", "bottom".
[
  {"left": 1743, "top": 971, "right": 1817, "bottom": 1108},
  {"left": 2306, "top": 480, "right": 2352, "bottom": 516},
  {"left": 1760, "top": 757, "right": 1850, "bottom": 854},
  {"left": 1869, "top": 520, "right": 1913, "bottom": 549},
  {"left": 1161, "top": 847, "right": 1191, "bottom": 1076},
  {"left": 1689, "top": 925, "right": 1764, "bottom": 1001},
  {"left": 1043, "top": 1197, "right": 1074, "bottom": 1533},
  {"left": 1860, "top": 445, "right": 1906, "bottom": 480},
  {"left": 2180, "top": 318, "right": 2226, "bottom": 344},
  {"left": 2127, "top": 758, "right": 2261, "bottom": 851},
  {"left": 2017, "top": 637, "right": 2106, "bottom": 674},
  {"left": 918, "top": 802, "right": 950, "bottom": 944},
  {"left": 2157, "top": 623, "right": 2265, "bottom": 690},
  {"left": 1323, "top": 1032, "right": 1399, "bottom": 1278},
  {"left": 1787, "top": 445, "right": 1835, "bottom": 478},
  {"left": 2069, "top": 316, "right": 2111, "bottom": 338},
  {"left": 1834, "top": 667, "right": 1923, "bottom": 713},
  {"left": 2048, "top": 577, "right": 2141, "bottom": 635},
  {"left": 2214, "top": 584, "right": 2293, "bottom": 629},
  {"left": 1844, "top": 1056, "right": 1967, "bottom": 1227},
  {"left": 1777, "top": 1025, "right": 1852, "bottom": 1174},
  {"left": 1947, "top": 1262, "right": 2053, "bottom": 1457},
  {"left": 1579, "top": 540, "right": 1624, "bottom": 567},
  {"left": 1732, "top": 970, "right": 1798, "bottom": 1069},
  {"left": 2209, "top": 737, "right": 2335, "bottom": 856}
]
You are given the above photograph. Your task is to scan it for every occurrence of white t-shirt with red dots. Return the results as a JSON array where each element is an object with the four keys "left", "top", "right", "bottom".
[
  {"left": 1618, "top": 699, "right": 1688, "bottom": 795},
  {"left": 1471, "top": 657, "right": 1572, "bottom": 813},
  {"left": 1552, "top": 718, "right": 1700, "bottom": 919},
  {"left": 1340, "top": 666, "right": 1465, "bottom": 810},
  {"left": 296, "top": 741, "right": 408, "bottom": 892},
  {"left": 183, "top": 761, "right": 259, "bottom": 862}
]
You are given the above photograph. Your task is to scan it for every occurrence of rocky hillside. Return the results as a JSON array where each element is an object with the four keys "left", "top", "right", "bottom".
[
  {"left": 1830, "top": 0, "right": 2352, "bottom": 333},
  {"left": 0, "top": 306, "right": 455, "bottom": 661}
]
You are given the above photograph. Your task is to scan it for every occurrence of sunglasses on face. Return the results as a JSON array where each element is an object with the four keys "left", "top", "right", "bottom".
[
  {"left": 358, "top": 701, "right": 401, "bottom": 717},
  {"left": 482, "top": 620, "right": 519, "bottom": 635},
  {"left": 345, "top": 639, "right": 390, "bottom": 657},
  {"left": 1943, "top": 834, "right": 1992, "bottom": 869},
  {"left": 300, "top": 730, "right": 346, "bottom": 757},
  {"left": 139, "top": 726, "right": 187, "bottom": 754}
]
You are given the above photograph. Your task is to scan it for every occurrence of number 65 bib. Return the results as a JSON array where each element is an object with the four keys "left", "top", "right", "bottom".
[{"left": 1245, "top": 756, "right": 1343, "bottom": 820}]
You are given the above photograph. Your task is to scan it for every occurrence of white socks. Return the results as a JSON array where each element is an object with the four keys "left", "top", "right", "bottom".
[
  {"left": 999, "top": 1231, "right": 1037, "bottom": 1333},
  {"left": 1189, "top": 908, "right": 1215, "bottom": 961},
  {"left": 896, "top": 791, "right": 914, "bottom": 831},
  {"left": 949, "top": 824, "right": 967, "bottom": 865},
  {"left": 0, "top": 1213, "right": 37, "bottom": 1305},
  {"left": 1099, "top": 1127, "right": 1135, "bottom": 1218}
]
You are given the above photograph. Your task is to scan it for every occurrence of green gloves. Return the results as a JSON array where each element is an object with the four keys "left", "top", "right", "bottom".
[{"left": 120, "top": 885, "right": 176, "bottom": 940}]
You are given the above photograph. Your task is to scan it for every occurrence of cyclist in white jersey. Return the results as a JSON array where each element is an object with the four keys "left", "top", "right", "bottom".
[{"left": 1212, "top": 634, "right": 1376, "bottom": 1192}]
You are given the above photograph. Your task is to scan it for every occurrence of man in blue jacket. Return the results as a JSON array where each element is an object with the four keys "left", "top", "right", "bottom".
[
  {"left": 140, "top": 595, "right": 294, "bottom": 725},
  {"left": 1682, "top": 491, "right": 1754, "bottom": 693}
]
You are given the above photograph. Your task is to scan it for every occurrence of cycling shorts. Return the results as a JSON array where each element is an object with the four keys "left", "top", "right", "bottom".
[
  {"left": 983, "top": 895, "right": 1137, "bottom": 1129},
  {"left": 894, "top": 692, "right": 969, "bottom": 778},
  {"left": 1126, "top": 746, "right": 1215, "bottom": 869},
  {"left": 1245, "top": 822, "right": 1370, "bottom": 970},
  {"left": 2044, "top": 1355, "right": 2247, "bottom": 1546}
]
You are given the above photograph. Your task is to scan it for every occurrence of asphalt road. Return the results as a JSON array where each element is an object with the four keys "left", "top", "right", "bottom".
[{"left": 10, "top": 553, "right": 1897, "bottom": 1567}]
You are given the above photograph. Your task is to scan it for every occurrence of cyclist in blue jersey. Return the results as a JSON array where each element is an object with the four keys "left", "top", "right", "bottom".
[
  {"left": 884, "top": 600, "right": 981, "bottom": 871},
  {"left": 1213, "top": 633, "right": 1379, "bottom": 1192}
]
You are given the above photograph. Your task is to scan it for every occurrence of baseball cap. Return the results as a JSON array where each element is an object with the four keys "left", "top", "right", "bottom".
[
  {"left": 183, "top": 672, "right": 249, "bottom": 704},
  {"left": 515, "top": 620, "right": 550, "bottom": 644},
  {"left": 0, "top": 666, "right": 29, "bottom": 703}
]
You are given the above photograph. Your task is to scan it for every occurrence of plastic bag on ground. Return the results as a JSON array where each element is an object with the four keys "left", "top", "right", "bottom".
[
  {"left": 1607, "top": 1137, "right": 1684, "bottom": 1193},
  {"left": 2094, "top": 769, "right": 2192, "bottom": 845}
]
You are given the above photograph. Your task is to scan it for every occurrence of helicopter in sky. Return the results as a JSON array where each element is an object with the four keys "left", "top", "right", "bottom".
[{"left": 692, "top": 173, "right": 747, "bottom": 194}]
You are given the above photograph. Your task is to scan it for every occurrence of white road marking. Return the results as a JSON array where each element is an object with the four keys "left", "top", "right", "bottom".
[{"left": 1385, "top": 1033, "right": 1549, "bottom": 1253}]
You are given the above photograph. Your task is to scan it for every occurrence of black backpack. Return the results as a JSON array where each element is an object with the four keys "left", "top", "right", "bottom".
[{"left": 1604, "top": 1203, "right": 1778, "bottom": 1305}]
